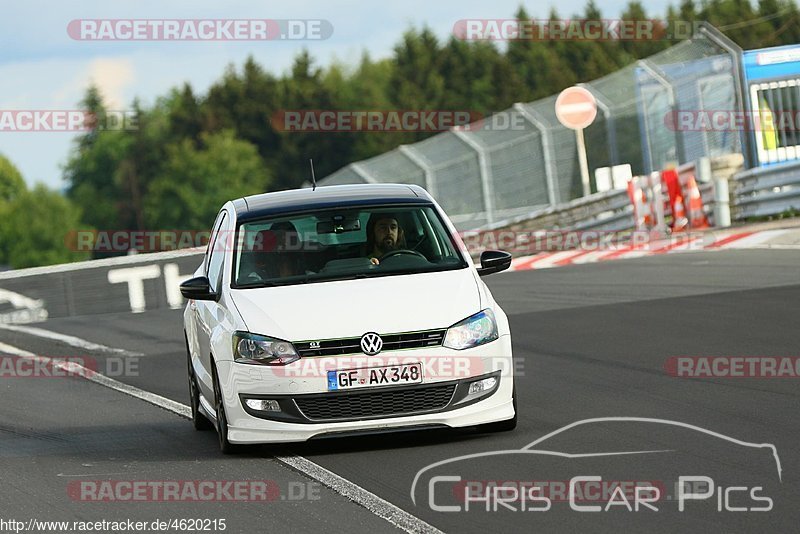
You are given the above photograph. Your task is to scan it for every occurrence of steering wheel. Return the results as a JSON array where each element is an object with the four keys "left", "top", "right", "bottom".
[{"left": 379, "top": 249, "right": 427, "bottom": 262}]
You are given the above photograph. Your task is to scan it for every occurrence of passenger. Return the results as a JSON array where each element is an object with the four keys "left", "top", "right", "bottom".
[{"left": 246, "top": 223, "right": 301, "bottom": 280}]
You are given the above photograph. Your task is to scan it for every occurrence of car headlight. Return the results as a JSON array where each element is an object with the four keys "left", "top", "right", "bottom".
[
  {"left": 232, "top": 331, "right": 300, "bottom": 365},
  {"left": 443, "top": 309, "right": 499, "bottom": 350}
]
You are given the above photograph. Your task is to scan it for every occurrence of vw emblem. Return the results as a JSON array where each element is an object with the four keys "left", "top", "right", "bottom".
[{"left": 360, "top": 332, "right": 383, "bottom": 355}]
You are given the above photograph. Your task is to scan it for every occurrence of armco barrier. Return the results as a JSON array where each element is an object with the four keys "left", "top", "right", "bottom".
[
  {"left": 475, "top": 188, "right": 634, "bottom": 235},
  {"left": 0, "top": 249, "right": 204, "bottom": 324},
  {"left": 732, "top": 159, "right": 800, "bottom": 219}
]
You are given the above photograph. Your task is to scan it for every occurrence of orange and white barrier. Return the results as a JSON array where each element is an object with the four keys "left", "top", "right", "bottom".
[
  {"left": 629, "top": 167, "right": 710, "bottom": 234},
  {"left": 627, "top": 172, "right": 666, "bottom": 234}
]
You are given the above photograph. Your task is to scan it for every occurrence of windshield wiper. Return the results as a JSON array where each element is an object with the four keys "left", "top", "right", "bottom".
[
  {"left": 301, "top": 273, "right": 369, "bottom": 283},
  {"left": 234, "top": 280, "right": 282, "bottom": 288}
]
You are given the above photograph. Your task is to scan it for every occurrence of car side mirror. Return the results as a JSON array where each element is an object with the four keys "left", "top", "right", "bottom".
[
  {"left": 477, "top": 250, "right": 512, "bottom": 277},
  {"left": 180, "top": 276, "right": 217, "bottom": 301}
]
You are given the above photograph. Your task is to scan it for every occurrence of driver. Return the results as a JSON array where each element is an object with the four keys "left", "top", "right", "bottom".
[{"left": 366, "top": 213, "right": 406, "bottom": 265}]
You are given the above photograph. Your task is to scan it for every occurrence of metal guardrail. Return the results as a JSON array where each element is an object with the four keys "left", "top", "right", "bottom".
[
  {"left": 732, "top": 161, "right": 800, "bottom": 219},
  {"left": 474, "top": 187, "right": 634, "bottom": 235}
]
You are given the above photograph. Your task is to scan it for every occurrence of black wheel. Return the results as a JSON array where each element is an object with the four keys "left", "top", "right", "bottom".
[
  {"left": 186, "top": 336, "right": 212, "bottom": 431},
  {"left": 477, "top": 385, "right": 517, "bottom": 433},
  {"left": 212, "top": 364, "right": 240, "bottom": 454}
]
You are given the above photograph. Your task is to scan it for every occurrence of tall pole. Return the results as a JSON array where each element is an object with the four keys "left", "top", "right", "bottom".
[{"left": 576, "top": 128, "right": 591, "bottom": 196}]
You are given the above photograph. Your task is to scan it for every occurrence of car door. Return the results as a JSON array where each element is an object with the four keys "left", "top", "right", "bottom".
[
  {"left": 186, "top": 210, "right": 223, "bottom": 369},
  {"left": 195, "top": 210, "right": 229, "bottom": 399}
]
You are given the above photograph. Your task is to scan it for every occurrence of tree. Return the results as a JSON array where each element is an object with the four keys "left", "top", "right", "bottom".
[
  {"left": 0, "top": 154, "right": 28, "bottom": 265},
  {"left": 439, "top": 37, "right": 523, "bottom": 113},
  {"left": 64, "top": 128, "right": 133, "bottom": 231},
  {"left": 619, "top": 2, "right": 669, "bottom": 59},
  {"left": 388, "top": 28, "right": 447, "bottom": 144},
  {"left": 0, "top": 154, "right": 25, "bottom": 203},
  {"left": 2, "top": 185, "right": 92, "bottom": 269},
  {"left": 64, "top": 85, "right": 136, "bottom": 232},
  {"left": 143, "top": 130, "right": 270, "bottom": 231}
]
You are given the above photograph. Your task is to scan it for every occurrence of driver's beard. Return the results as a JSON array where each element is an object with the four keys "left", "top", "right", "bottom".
[{"left": 377, "top": 238, "right": 396, "bottom": 254}]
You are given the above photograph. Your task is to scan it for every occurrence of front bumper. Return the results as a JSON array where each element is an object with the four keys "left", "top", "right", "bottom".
[{"left": 215, "top": 334, "right": 514, "bottom": 443}]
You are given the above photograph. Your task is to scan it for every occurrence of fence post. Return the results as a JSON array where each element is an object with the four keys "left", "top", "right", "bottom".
[
  {"left": 453, "top": 130, "right": 495, "bottom": 226},
  {"left": 697, "top": 22, "right": 750, "bottom": 169},
  {"left": 638, "top": 59, "right": 684, "bottom": 172},
  {"left": 513, "top": 103, "right": 560, "bottom": 206},
  {"left": 579, "top": 84, "right": 619, "bottom": 167},
  {"left": 350, "top": 162, "right": 376, "bottom": 184},
  {"left": 397, "top": 145, "right": 436, "bottom": 198}
]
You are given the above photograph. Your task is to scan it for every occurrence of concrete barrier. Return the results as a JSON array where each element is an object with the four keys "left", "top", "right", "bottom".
[{"left": 0, "top": 250, "right": 204, "bottom": 324}]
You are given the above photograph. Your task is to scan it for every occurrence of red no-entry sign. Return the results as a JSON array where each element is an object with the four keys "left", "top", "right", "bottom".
[
  {"left": 556, "top": 86, "right": 598, "bottom": 197},
  {"left": 555, "top": 86, "right": 597, "bottom": 130}
]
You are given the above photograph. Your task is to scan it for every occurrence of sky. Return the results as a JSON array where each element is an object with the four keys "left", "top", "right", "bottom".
[{"left": 0, "top": 0, "right": 672, "bottom": 190}]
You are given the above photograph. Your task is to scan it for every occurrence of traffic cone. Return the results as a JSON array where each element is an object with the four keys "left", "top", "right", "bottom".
[
  {"left": 685, "top": 174, "right": 709, "bottom": 229},
  {"left": 671, "top": 193, "right": 688, "bottom": 232}
]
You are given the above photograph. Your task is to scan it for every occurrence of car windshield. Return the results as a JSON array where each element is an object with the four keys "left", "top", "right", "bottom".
[{"left": 232, "top": 205, "right": 468, "bottom": 288}]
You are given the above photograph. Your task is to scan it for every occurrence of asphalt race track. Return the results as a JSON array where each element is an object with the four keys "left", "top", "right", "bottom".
[{"left": 1, "top": 249, "right": 799, "bottom": 533}]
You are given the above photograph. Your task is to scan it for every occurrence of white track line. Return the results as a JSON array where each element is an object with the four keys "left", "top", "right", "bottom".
[
  {"left": 275, "top": 454, "right": 442, "bottom": 533},
  {"left": 570, "top": 250, "right": 620, "bottom": 264},
  {"left": 0, "top": 323, "right": 142, "bottom": 357},
  {"left": 530, "top": 250, "right": 585, "bottom": 269},
  {"left": 0, "top": 341, "right": 37, "bottom": 358},
  {"left": 717, "top": 229, "right": 789, "bottom": 249},
  {"left": 0, "top": 338, "right": 442, "bottom": 534}
]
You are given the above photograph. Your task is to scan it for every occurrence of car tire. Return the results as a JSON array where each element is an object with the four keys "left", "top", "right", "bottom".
[
  {"left": 212, "top": 363, "right": 240, "bottom": 454},
  {"left": 185, "top": 335, "right": 213, "bottom": 431},
  {"left": 477, "top": 385, "right": 517, "bottom": 433}
]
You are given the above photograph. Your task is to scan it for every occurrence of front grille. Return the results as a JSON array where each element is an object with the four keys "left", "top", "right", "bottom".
[
  {"left": 294, "top": 383, "right": 456, "bottom": 421},
  {"left": 295, "top": 329, "right": 446, "bottom": 357}
]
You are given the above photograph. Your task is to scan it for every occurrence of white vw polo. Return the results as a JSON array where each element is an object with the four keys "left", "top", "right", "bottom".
[{"left": 181, "top": 184, "right": 515, "bottom": 452}]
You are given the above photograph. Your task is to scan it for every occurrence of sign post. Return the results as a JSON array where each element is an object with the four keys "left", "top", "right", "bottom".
[{"left": 555, "top": 86, "right": 598, "bottom": 197}]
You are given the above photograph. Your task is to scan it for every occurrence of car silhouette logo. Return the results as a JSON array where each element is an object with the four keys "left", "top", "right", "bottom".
[{"left": 360, "top": 332, "right": 383, "bottom": 355}]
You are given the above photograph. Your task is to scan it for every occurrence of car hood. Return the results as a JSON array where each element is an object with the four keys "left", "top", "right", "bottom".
[{"left": 229, "top": 268, "right": 481, "bottom": 341}]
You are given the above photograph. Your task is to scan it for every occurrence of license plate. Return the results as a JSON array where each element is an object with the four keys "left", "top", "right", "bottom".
[{"left": 327, "top": 363, "right": 423, "bottom": 391}]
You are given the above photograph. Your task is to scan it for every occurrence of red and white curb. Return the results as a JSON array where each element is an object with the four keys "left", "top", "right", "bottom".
[{"left": 508, "top": 229, "right": 792, "bottom": 272}]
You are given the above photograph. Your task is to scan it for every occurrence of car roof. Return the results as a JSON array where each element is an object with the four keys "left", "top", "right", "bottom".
[{"left": 233, "top": 184, "right": 434, "bottom": 222}]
